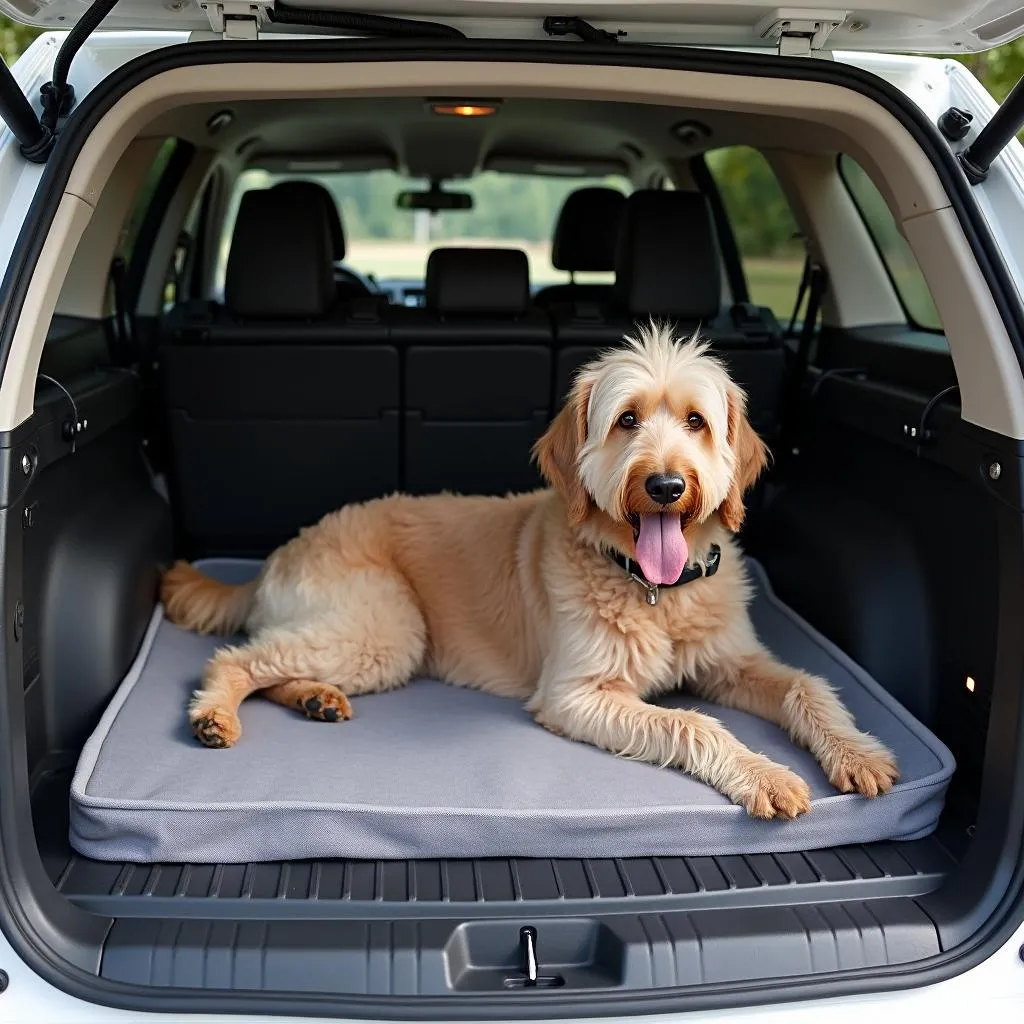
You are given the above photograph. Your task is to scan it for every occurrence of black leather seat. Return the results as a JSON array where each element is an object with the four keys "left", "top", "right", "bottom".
[
  {"left": 161, "top": 187, "right": 399, "bottom": 553},
  {"left": 270, "top": 179, "right": 372, "bottom": 301},
  {"left": 553, "top": 190, "right": 785, "bottom": 436},
  {"left": 391, "top": 247, "right": 553, "bottom": 495},
  {"left": 533, "top": 186, "right": 626, "bottom": 308}
]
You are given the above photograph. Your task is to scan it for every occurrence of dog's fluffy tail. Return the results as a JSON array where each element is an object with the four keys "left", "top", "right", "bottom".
[{"left": 160, "top": 561, "right": 255, "bottom": 635}]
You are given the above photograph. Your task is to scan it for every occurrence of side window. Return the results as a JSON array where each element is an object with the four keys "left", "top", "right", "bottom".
[
  {"left": 704, "top": 146, "right": 803, "bottom": 320},
  {"left": 111, "top": 137, "right": 182, "bottom": 317},
  {"left": 117, "top": 138, "right": 177, "bottom": 270},
  {"left": 838, "top": 155, "right": 943, "bottom": 335}
]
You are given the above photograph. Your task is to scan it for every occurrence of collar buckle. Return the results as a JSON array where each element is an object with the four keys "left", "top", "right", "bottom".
[{"left": 626, "top": 567, "right": 660, "bottom": 606}]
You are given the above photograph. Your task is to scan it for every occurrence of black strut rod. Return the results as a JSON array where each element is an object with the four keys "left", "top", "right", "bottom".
[
  {"left": 0, "top": 55, "right": 50, "bottom": 162},
  {"left": 41, "top": 0, "right": 122, "bottom": 135},
  {"left": 267, "top": 5, "right": 465, "bottom": 38},
  {"left": 960, "top": 73, "right": 1024, "bottom": 184}
]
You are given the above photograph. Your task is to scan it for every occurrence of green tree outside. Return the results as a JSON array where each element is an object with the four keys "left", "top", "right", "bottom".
[{"left": 1, "top": 14, "right": 38, "bottom": 65}]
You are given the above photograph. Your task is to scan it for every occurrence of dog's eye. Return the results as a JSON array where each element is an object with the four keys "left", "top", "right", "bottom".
[
  {"left": 618, "top": 411, "right": 639, "bottom": 430},
  {"left": 687, "top": 412, "right": 706, "bottom": 430}
]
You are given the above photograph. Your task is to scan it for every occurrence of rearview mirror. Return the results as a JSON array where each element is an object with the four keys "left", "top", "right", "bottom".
[{"left": 396, "top": 186, "right": 473, "bottom": 213}]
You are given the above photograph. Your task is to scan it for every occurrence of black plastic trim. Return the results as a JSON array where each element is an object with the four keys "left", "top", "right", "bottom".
[
  {"left": 0, "top": 34, "right": 1022, "bottom": 1021},
  {"left": 98, "top": 902, "right": 942, "bottom": 995}
]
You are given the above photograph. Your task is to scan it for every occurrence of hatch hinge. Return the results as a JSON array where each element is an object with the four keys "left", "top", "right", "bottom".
[
  {"left": 201, "top": 0, "right": 273, "bottom": 39},
  {"left": 756, "top": 8, "right": 848, "bottom": 56}
]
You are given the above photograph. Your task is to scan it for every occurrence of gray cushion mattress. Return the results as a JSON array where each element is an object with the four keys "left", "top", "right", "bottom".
[{"left": 69, "top": 558, "right": 955, "bottom": 863}]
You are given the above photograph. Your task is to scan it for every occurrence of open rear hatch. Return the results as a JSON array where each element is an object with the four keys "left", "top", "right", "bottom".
[{"left": 4, "top": 0, "right": 1024, "bottom": 51}]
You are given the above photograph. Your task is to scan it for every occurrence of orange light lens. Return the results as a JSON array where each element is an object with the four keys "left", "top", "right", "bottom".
[{"left": 431, "top": 103, "right": 498, "bottom": 117}]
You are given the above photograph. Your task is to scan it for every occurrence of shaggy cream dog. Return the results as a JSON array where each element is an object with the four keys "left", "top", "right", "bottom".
[{"left": 162, "top": 324, "right": 898, "bottom": 818}]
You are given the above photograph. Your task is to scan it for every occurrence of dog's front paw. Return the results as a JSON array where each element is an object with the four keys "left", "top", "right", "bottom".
[
  {"left": 825, "top": 737, "right": 899, "bottom": 797},
  {"left": 736, "top": 759, "right": 812, "bottom": 820},
  {"left": 189, "top": 703, "right": 242, "bottom": 748}
]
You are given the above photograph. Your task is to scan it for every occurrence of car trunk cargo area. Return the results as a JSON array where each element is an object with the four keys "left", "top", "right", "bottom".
[{"left": 20, "top": 356, "right": 977, "bottom": 999}]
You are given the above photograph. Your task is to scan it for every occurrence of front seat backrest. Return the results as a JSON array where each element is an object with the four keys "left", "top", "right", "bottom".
[
  {"left": 534, "top": 186, "right": 626, "bottom": 307},
  {"left": 225, "top": 187, "right": 336, "bottom": 320},
  {"left": 270, "top": 179, "right": 371, "bottom": 300}
]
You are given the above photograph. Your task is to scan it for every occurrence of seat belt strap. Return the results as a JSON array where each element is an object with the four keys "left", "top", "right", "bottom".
[
  {"left": 786, "top": 252, "right": 810, "bottom": 339},
  {"left": 107, "top": 256, "right": 134, "bottom": 365},
  {"left": 794, "top": 262, "right": 828, "bottom": 372},
  {"left": 781, "top": 262, "right": 828, "bottom": 454}
]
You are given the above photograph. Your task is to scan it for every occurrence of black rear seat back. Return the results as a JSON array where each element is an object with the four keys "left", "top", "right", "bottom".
[
  {"left": 392, "top": 247, "right": 552, "bottom": 496},
  {"left": 553, "top": 189, "right": 785, "bottom": 437},
  {"left": 161, "top": 188, "right": 399, "bottom": 553},
  {"left": 534, "top": 186, "right": 625, "bottom": 308}
]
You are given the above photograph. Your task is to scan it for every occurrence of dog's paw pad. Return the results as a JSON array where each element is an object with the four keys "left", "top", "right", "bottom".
[
  {"left": 298, "top": 687, "right": 352, "bottom": 722},
  {"left": 190, "top": 708, "right": 241, "bottom": 748}
]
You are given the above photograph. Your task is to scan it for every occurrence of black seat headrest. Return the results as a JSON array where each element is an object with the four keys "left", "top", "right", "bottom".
[
  {"left": 271, "top": 179, "right": 346, "bottom": 261},
  {"left": 225, "top": 189, "right": 335, "bottom": 320},
  {"left": 614, "top": 190, "right": 721, "bottom": 320},
  {"left": 426, "top": 248, "right": 530, "bottom": 316},
  {"left": 551, "top": 186, "right": 627, "bottom": 273}
]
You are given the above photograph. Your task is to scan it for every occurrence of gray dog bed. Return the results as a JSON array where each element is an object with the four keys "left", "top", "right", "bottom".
[{"left": 69, "top": 558, "right": 955, "bottom": 863}]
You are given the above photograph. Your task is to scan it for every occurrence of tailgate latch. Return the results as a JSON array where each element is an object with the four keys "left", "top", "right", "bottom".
[
  {"left": 201, "top": 0, "right": 273, "bottom": 39},
  {"left": 503, "top": 927, "right": 565, "bottom": 989},
  {"left": 756, "top": 8, "right": 848, "bottom": 56}
]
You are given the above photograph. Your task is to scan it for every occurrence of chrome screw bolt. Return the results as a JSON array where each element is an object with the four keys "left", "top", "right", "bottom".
[
  {"left": 989, "top": 461, "right": 1002, "bottom": 481},
  {"left": 20, "top": 454, "right": 31, "bottom": 476}
]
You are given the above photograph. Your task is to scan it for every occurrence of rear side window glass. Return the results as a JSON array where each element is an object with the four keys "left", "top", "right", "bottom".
[
  {"left": 118, "top": 138, "right": 177, "bottom": 269},
  {"left": 705, "top": 146, "right": 803, "bottom": 320},
  {"left": 838, "top": 155, "right": 942, "bottom": 332}
]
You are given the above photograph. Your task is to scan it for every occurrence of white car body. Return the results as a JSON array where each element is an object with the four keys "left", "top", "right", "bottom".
[{"left": 2, "top": 6, "right": 1024, "bottom": 1020}]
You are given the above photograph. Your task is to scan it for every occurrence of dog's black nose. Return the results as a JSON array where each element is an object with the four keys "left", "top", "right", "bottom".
[{"left": 645, "top": 473, "right": 685, "bottom": 505}]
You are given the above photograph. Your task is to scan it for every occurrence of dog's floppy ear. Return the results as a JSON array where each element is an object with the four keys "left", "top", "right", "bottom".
[
  {"left": 718, "top": 382, "right": 770, "bottom": 533},
  {"left": 533, "top": 378, "right": 593, "bottom": 526}
]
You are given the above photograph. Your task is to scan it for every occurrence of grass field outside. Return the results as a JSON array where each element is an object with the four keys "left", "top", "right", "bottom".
[{"left": 741, "top": 256, "right": 804, "bottom": 321}]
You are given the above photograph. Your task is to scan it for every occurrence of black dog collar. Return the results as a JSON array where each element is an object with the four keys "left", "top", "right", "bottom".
[{"left": 605, "top": 543, "right": 721, "bottom": 606}]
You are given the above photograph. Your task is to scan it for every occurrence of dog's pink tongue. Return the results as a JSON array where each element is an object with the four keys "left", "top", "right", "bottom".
[{"left": 635, "top": 513, "right": 688, "bottom": 586}]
